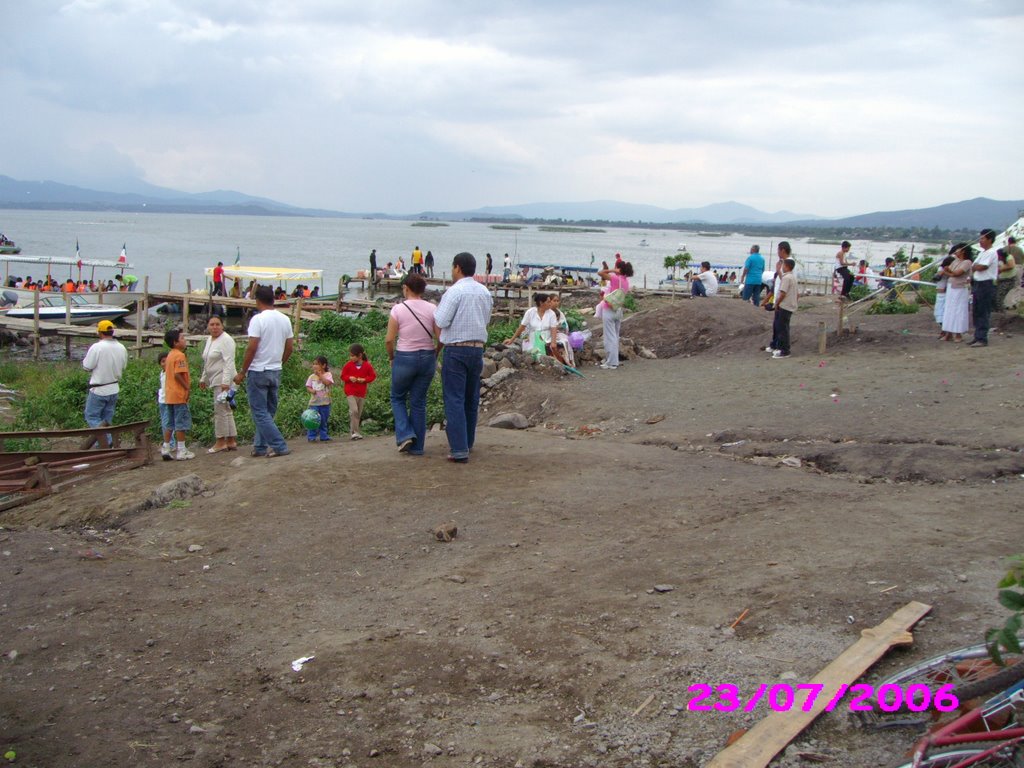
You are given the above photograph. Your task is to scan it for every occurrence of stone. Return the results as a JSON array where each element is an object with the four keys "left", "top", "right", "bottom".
[
  {"left": 423, "top": 743, "right": 444, "bottom": 757},
  {"left": 638, "top": 346, "right": 658, "bottom": 359},
  {"left": 480, "top": 358, "right": 498, "bottom": 379},
  {"left": 433, "top": 522, "right": 458, "bottom": 542},
  {"left": 447, "top": 575, "right": 467, "bottom": 584},
  {"left": 229, "top": 456, "right": 246, "bottom": 468},
  {"left": 1004, "top": 286, "right": 1023, "bottom": 310},
  {"left": 482, "top": 368, "right": 516, "bottom": 388},
  {"left": 653, "top": 584, "right": 675, "bottom": 593},
  {"left": 187, "top": 544, "right": 203, "bottom": 553},
  {"left": 147, "top": 474, "right": 206, "bottom": 509},
  {"left": 498, "top": 358, "right": 515, "bottom": 370},
  {"left": 487, "top": 412, "right": 529, "bottom": 430}
]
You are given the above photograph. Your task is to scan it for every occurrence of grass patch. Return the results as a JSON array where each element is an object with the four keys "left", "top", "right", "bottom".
[{"left": 538, "top": 226, "right": 605, "bottom": 233}]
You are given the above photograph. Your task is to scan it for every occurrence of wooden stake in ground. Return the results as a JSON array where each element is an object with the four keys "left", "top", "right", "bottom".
[{"left": 705, "top": 600, "right": 931, "bottom": 768}]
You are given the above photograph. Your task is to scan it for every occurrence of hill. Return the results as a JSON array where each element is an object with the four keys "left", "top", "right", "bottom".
[{"left": 791, "top": 197, "right": 1024, "bottom": 231}]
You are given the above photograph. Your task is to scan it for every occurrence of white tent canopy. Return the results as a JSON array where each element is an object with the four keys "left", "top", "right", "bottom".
[
  {"left": 204, "top": 265, "right": 322, "bottom": 282},
  {"left": 2, "top": 254, "right": 134, "bottom": 269}
]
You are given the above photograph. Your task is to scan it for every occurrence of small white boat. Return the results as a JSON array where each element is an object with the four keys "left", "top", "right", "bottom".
[
  {"left": 1, "top": 292, "right": 130, "bottom": 324},
  {"left": 638, "top": 239, "right": 649, "bottom": 247}
]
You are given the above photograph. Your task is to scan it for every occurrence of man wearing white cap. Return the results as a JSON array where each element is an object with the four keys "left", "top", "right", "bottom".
[{"left": 82, "top": 320, "right": 128, "bottom": 436}]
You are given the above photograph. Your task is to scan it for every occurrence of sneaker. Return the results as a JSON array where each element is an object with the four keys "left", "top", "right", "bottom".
[
  {"left": 176, "top": 449, "right": 195, "bottom": 460},
  {"left": 351, "top": 433, "right": 363, "bottom": 440},
  {"left": 771, "top": 350, "right": 791, "bottom": 359},
  {"left": 967, "top": 339, "right": 988, "bottom": 347},
  {"left": 266, "top": 448, "right": 291, "bottom": 458},
  {"left": 599, "top": 363, "right": 617, "bottom": 370},
  {"left": 161, "top": 443, "right": 173, "bottom": 462},
  {"left": 398, "top": 438, "right": 415, "bottom": 453},
  {"left": 763, "top": 346, "right": 774, "bottom": 353}
]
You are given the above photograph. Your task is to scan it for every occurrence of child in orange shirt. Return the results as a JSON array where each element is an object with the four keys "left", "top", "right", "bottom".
[
  {"left": 340, "top": 343, "right": 376, "bottom": 440},
  {"left": 162, "top": 328, "right": 194, "bottom": 460}
]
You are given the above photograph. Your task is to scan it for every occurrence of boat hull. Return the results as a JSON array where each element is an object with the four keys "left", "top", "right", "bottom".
[{"left": 3, "top": 306, "right": 130, "bottom": 325}]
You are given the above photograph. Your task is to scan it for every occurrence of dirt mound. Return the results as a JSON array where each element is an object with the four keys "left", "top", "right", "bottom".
[{"left": 617, "top": 299, "right": 772, "bottom": 357}]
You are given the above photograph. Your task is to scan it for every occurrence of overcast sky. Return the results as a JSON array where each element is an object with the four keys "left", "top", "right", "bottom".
[{"left": 3, "top": 1, "right": 1023, "bottom": 217}]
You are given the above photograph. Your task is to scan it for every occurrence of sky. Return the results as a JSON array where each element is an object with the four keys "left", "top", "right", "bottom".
[{"left": 2, "top": 1, "right": 1023, "bottom": 217}]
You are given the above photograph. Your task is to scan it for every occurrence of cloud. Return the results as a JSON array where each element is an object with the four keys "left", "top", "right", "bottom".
[{"left": 1, "top": 0, "right": 1022, "bottom": 214}]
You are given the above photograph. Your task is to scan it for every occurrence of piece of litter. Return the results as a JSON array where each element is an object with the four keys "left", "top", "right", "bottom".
[
  {"left": 291, "top": 655, "right": 315, "bottom": 672},
  {"left": 847, "top": 615, "right": 855, "bottom": 624},
  {"left": 71, "top": 463, "right": 91, "bottom": 470},
  {"left": 780, "top": 457, "right": 802, "bottom": 468}
]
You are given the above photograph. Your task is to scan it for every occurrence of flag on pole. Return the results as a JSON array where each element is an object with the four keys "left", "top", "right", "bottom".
[
  {"left": 234, "top": 245, "right": 240, "bottom": 266},
  {"left": 76, "top": 239, "right": 82, "bottom": 269},
  {"left": 118, "top": 243, "right": 127, "bottom": 265},
  {"left": 590, "top": 251, "right": 595, "bottom": 266}
]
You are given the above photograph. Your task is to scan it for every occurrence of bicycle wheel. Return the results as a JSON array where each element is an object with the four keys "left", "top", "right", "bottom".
[
  {"left": 860, "top": 644, "right": 1023, "bottom": 730},
  {"left": 890, "top": 745, "right": 1024, "bottom": 768},
  {"left": 955, "top": 659, "right": 1024, "bottom": 704}
]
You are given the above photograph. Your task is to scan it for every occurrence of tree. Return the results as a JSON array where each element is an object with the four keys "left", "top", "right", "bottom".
[{"left": 664, "top": 251, "right": 692, "bottom": 280}]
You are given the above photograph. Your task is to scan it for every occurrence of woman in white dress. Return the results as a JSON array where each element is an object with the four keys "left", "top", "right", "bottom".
[{"left": 941, "top": 244, "right": 973, "bottom": 342}]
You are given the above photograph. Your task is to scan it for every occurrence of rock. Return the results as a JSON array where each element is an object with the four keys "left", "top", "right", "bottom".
[
  {"left": 433, "top": 522, "right": 458, "bottom": 542},
  {"left": 229, "top": 457, "right": 246, "bottom": 468},
  {"left": 487, "top": 412, "right": 529, "bottom": 430},
  {"left": 148, "top": 473, "right": 206, "bottom": 508},
  {"left": 423, "top": 743, "right": 444, "bottom": 757},
  {"left": 187, "top": 544, "right": 203, "bottom": 553},
  {"left": 482, "top": 368, "right": 516, "bottom": 388},
  {"left": 638, "top": 346, "right": 658, "bottom": 359},
  {"left": 780, "top": 456, "right": 802, "bottom": 468},
  {"left": 956, "top": 574, "right": 968, "bottom": 582},
  {"left": 189, "top": 724, "right": 206, "bottom": 734},
  {"left": 480, "top": 358, "right": 498, "bottom": 379},
  {"left": 1004, "top": 286, "right": 1023, "bottom": 310},
  {"left": 653, "top": 584, "right": 675, "bottom": 593},
  {"left": 447, "top": 575, "right": 467, "bottom": 584},
  {"left": 498, "top": 358, "right": 515, "bottom": 370}
]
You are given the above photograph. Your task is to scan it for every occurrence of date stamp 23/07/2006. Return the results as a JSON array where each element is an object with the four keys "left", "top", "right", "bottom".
[{"left": 686, "top": 682, "right": 959, "bottom": 714}]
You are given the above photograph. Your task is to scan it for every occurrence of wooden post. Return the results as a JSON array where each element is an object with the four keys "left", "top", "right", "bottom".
[
  {"left": 817, "top": 321, "right": 827, "bottom": 354},
  {"left": 293, "top": 297, "right": 303, "bottom": 349},
  {"left": 837, "top": 299, "right": 845, "bottom": 335},
  {"left": 135, "top": 276, "right": 147, "bottom": 359},
  {"left": 168, "top": 273, "right": 173, "bottom": 292},
  {"left": 64, "top": 292, "right": 72, "bottom": 359},
  {"left": 336, "top": 277, "right": 344, "bottom": 312},
  {"left": 32, "top": 290, "right": 40, "bottom": 361},
  {"left": 183, "top": 279, "right": 191, "bottom": 333}
]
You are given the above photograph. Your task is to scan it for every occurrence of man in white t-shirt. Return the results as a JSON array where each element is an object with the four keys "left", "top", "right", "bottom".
[
  {"left": 234, "top": 285, "right": 294, "bottom": 456},
  {"left": 690, "top": 261, "right": 719, "bottom": 297},
  {"left": 502, "top": 253, "right": 512, "bottom": 282},
  {"left": 969, "top": 228, "right": 998, "bottom": 347},
  {"left": 82, "top": 319, "right": 128, "bottom": 444}
]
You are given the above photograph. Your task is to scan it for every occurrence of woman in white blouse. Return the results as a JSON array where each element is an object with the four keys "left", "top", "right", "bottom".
[
  {"left": 503, "top": 293, "right": 557, "bottom": 355},
  {"left": 199, "top": 315, "right": 238, "bottom": 452}
]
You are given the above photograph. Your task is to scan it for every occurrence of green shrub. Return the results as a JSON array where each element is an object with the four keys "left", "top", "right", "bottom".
[
  {"left": 623, "top": 293, "right": 639, "bottom": 312},
  {"left": 867, "top": 300, "right": 920, "bottom": 315},
  {"left": 849, "top": 284, "right": 872, "bottom": 301},
  {"left": 564, "top": 308, "right": 586, "bottom": 332}
]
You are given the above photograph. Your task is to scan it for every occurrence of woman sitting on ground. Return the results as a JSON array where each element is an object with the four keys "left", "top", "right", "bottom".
[
  {"left": 547, "top": 293, "right": 573, "bottom": 366},
  {"left": 504, "top": 293, "right": 557, "bottom": 356}
]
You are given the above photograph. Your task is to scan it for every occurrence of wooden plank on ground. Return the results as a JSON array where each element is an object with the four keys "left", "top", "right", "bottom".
[{"left": 705, "top": 600, "right": 932, "bottom": 768}]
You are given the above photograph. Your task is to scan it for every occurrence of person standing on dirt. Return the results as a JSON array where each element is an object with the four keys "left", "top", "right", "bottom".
[
  {"left": 969, "top": 229, "right": 999, "bottom": 347},
  {"left": 739, "top": 245, "right": 765, "bottom": 306},
  {"left": 771, "top": 246, "right": 798, "bottom": 359},
  {"left": 82, "top": 320, "right": 128, "bottom": 438},
  {"left": 434, "top": 252, "right": 492, "bottom": 463},
  {"left": 234, "top": 285, "right": 294, "bottom": 457}
]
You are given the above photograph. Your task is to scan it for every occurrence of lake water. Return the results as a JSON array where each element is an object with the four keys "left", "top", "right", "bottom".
[{"left": 0, "top": 209, "right": 933, "bottom": 292}]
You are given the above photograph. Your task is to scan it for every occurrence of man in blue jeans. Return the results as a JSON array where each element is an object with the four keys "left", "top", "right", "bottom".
[
  {"left": 234, "top": 285, "right": 294, "bottom": 457},
  {"left": 434, "top": 252, "right": 493, "bottom": 463},
  {"left": 82, "top": 319, "right": 128, "bottom": 446},
  {"left": 739, "top": 245, "right": 765, "bottom": 305}
]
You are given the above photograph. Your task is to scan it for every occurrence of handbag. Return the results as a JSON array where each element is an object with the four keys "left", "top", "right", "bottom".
[{"left": 604, "top": 288, "right": 627, "bottom": 310}]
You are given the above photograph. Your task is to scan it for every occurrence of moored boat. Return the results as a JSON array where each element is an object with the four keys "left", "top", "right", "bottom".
[{"left": 1, "top": 293, "right": 130, "bottom": 324}]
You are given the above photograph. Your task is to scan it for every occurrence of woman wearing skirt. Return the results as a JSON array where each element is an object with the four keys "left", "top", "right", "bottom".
[{"left": 940, "top": 244, "right": 973, "bottom": 342}]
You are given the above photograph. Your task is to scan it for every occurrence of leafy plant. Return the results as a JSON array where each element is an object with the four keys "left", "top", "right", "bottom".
[
  {"left": 563, "top": 308, "right": 586, "bottom": 332},
  {"left": 623, "top": 293, "right": 639, "bottom": 312},
  {"left": 867, "top": 300, "right": 919, "bottom": 315},
  {"left": 987, "top": 554, "right": 1024, "bottom": 665},
  {"left": 663, "top": 251, "right": 692, "bottom": 279}
]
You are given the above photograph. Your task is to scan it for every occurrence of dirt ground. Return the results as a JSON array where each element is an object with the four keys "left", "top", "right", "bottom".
[{"left": 2, "top": 294, "right": 1023, "bottom": 767}]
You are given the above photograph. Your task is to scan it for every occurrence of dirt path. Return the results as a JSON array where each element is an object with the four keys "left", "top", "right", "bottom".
[{"left": 2, "top": 297, "right": 1023, "bottom": 767}]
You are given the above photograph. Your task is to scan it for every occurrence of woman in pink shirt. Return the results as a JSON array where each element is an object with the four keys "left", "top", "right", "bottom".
[
  {"left": 385, "top": 274, "right": 438, "bottom": 455},
  {"left": 596, "top": 261, "right": 634, "bottom": 370}
]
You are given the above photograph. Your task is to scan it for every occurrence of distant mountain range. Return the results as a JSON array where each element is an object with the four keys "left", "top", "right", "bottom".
[{"left": 1, "top": 174, "right": 1020, "bottom": 231}]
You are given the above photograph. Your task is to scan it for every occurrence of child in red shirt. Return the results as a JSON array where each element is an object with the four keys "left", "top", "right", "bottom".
[{"left": 340, "top": 343, "right": 376, "bottom": 440}]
